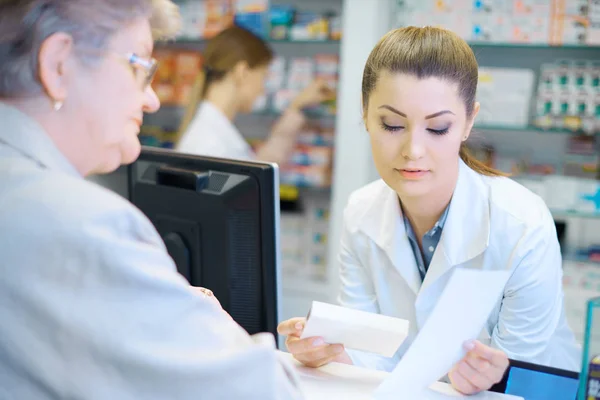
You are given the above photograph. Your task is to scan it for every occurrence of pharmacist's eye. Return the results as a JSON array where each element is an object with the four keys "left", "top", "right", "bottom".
[
  {"left": 427, "top": 127, "right": 450, "bottom": 135},
  {"left": 380, "top": 122, "right": 404, "bottom": 132}
]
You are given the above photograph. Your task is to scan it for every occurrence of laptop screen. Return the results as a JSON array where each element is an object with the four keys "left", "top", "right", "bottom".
[{"left": 505, "top": 366, "right": 579, "bottom": 399}]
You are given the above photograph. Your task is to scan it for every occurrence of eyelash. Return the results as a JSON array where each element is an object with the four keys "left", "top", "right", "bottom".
[{"left": 379, "top": 123, "right": 450, "bottom": 136}]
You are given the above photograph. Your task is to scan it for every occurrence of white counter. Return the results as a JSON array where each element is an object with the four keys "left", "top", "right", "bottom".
[{"left": 280, "top": 352, "right": 522, "bottom": 400}]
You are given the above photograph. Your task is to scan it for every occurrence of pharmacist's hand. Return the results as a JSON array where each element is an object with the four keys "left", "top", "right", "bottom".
[
  {"left": 290, "top": 79, "right": 335, "bottom": 110},
  {"left": 448, "top": 340, "right": 509, "bottom": 395},
  {"left": 277, "top": 317, "right": 352, "bottom": 368}
]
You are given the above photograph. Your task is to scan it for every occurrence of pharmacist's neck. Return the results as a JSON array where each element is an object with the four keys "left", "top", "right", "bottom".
[
  {"left": 399, "top": 179, "right": 456, "bottom": 240},
  {"left": 204, "top": 81, "right": 240, "bottom": 121}
]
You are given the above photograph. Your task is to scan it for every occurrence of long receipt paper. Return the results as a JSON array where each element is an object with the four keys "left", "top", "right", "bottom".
[{"left": 374, "top": 268, "right": 517, "bottom": 399}]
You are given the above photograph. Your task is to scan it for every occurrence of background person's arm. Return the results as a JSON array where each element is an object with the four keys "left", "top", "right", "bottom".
[
  {"left": 256, "top": 80, "right": 335, "bottom": 165},
  {"left": 255, "top": 107, "right": 305, "bottom": 164}
]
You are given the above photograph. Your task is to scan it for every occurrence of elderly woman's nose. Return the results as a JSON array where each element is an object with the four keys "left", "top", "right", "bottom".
[{"left": 143, "top": 86, "right": 161, "bottom": 114}]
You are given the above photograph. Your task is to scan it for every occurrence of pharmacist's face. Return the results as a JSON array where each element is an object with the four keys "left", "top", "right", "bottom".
[
  {"left": 364, "top": 72, "right": 478, "bottom": 199},
  {"left": 239, "top": 64, "right": 269, "bottom": 113}
]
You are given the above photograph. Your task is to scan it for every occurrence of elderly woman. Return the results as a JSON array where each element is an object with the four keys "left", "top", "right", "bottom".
[{"left": 0, "top": 1, "right": 302, "bottom": 399}]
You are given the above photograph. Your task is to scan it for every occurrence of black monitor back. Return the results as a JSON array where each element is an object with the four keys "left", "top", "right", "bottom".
[{"left": 128, "top": 147, "right": 280, "bottom": 340}]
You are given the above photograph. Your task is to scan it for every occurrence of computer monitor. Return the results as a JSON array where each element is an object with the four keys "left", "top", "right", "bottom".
[{"left": 99, "top": 147, "right": 281, "bottom": 341}]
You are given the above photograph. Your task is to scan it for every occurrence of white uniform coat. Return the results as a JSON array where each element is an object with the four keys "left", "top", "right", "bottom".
[
  {"left": 177, "top": 101, "right": 255, "bottom": 160},
  {"left": 176, "top": 101, "right": 305, "bottom": 164},
  {"left": 339, "top": 160, "right": 581, "bottom": 373}
]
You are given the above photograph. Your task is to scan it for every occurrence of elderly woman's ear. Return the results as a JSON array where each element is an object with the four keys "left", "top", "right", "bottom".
[{"left": 38, "top": 32, "right": 74, "bottom": 106}]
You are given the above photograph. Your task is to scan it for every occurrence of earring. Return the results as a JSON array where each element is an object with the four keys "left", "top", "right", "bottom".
[{"left": 53, "top": 100, "right": 63, "bottom": 112}]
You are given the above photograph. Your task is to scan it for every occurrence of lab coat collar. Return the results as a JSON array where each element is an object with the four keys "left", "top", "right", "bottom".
[
  {"left": 357, "top": 160, "right": 490, "bottom": 295},
  {"left": 0, "top": 102, "right": 81, "bottom": 178},
  {"left": 419, "top": 160, "right": 491, "bottom": 294}
]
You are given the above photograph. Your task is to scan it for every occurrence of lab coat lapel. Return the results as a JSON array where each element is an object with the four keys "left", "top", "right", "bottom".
[
  {"left": 359, "top": 183, "right": 422, "bottom": 296},
  {"left": 416, "top": 160, "right": 491, "bottom": 306}
]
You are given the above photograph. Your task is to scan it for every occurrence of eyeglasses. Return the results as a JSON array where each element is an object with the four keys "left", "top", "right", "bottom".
[
  {"left": 124, "top": 53, "right": 158, "bottom": 89},
  {"left": 75, "top": 47, "right": 158, "bottom": 90}
]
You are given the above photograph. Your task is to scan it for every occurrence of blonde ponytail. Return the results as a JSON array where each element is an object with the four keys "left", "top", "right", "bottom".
[
  {"left": 459, "top": 145, "right": 507, "bottom": 177},
  {"left": 175, "top": 25, "right": 274, "bottom": 139},
  {"left": 178, "top": 70, "right": 207, "bottom": 137}
]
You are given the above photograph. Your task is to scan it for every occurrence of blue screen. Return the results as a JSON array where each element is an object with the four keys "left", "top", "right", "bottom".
[{"left": 505, "top": 367, "right": 579, "bottom": 399}]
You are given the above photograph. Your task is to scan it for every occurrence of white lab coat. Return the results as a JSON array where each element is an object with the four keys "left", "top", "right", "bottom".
[
  {"left": 177, "top": 101, "right": 255, "bottom": 160},
  {"left": 0, "top": 103, "right": 303, "bottom": 400},
  {"left": 339, "top": 160, "right": 582, "bottom": 373},
  {"left": 176, "top": 101, "right": 305, "bottom": 165}
]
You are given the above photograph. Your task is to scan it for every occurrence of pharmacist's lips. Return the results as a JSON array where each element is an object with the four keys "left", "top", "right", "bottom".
[{"left": 396, "top": 168, "right": 430, "bottom": 172}]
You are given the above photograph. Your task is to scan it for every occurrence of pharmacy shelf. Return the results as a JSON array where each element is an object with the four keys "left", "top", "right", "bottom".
[
  {"left": 552, "top": 209, "right": 600, "bottom": 220},
  {"left": 153, "top": 105, "right": 336, "bottom": 120},
  {"left": 469, "top": 42, "right": 600, "bottom": 50},
  {"left": 280, "top": 186, "right": 332, "bottom": 215},
  {"left": 269, "top": 39, "right": 341, "bottom": 45},
  {"left": 170, "top": 37, "right": 341, "bottom": 45},
  {"left": 282, "top": 184, "right": 330, "bottom": 195},
  {"left": 563, "top": 250, "right": 600, "bottom": 266},
  {"left": 251, "top": 109, "right": 336, "bottom": 119},
  {"left": 281, "top": 271, "right": 332, "bottom": 297},
  {"left": 280, "top": 185, "right": 331, "bottom": 205},
  {"left": 474, "top": 124, "right": 596, "bottom": 136}
]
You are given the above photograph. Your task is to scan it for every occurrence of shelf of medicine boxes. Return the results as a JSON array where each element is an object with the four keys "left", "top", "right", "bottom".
[
  {"left": 510, "top": 174, "right": 600, "bottom": 220},
  {"left": 551, "top": 209, "right": 600, "bottom": 220},
  {"left": 169, "top": 37, "right": 342, "bottom": 46},
  {"left": 150, "top": 104, "right": 336, "bottom": 120},
  {"left": 468, "top": 42, "right": 600, "bottom": 50},
  {"left": 563, "top": 249, "right": 600, "bottom": 266},
  {"left": 474, "top": 124, "right": 598, "bottom": 136},
  {"left": 280, "top": 184, "right": 330, "bottom": 201},
  {"left": 140, "top": 105, "right": 336, "bottom": 142},
  {"left": 251, "top": 108, "right": 336, "bottom": 119}
]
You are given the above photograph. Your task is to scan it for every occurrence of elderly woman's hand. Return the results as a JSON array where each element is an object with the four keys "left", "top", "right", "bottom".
[{"left": 193, "top": 287, "right": 235, "bottom": 322}]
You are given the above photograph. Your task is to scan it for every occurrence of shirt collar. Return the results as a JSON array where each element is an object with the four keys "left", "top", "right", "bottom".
[
  {"left": 401, "top": 201, "right": 451, "bottom": 239},
  {"left": 0, "top": 102, "right": 81, "bottom": 178}
]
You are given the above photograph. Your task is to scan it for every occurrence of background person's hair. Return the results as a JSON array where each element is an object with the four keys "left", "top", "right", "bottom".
[
  {"left": 361, "top": 26, "right": 505, "bottom": 177},
  {"left": 0, "top": 0, "right": 181, "bottom": 98},
  {"left": 178, "top": 25, "right": 274, "bottom": 135}
]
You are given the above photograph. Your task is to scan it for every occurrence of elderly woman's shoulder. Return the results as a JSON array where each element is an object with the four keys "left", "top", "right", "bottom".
[{"left": 1, "top": 167, "right": 140, "bottom": 233}]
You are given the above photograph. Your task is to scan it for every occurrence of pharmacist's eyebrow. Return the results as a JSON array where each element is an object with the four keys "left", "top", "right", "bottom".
[
  {"left": 378, "top": 105, "right": 406, "bottom": 117},
  {"left": 425, "top": 110, "right": 455, "bottom": 119},
  {"left": 378, "top": 106, "right": 455, "bottom": 119}
]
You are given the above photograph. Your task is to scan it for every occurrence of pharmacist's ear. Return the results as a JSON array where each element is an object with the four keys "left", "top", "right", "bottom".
[
  {"left": 464, "top": 102, "right": 480, "bottom": 141},
  {"left": 231, "top": 61, "right": 250, "bottom": 84},
  {"left": 361, "top": 101, "right": 370, "bottom": 132}
]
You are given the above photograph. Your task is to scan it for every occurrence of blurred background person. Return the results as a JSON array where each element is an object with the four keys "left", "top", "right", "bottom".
[{"left": 176, "top": 25, "right": 335, "bottom": 164}]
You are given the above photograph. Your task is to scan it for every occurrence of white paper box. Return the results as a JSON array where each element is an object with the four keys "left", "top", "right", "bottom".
[{"left": 300, "top": 301, "right": 409, "bottom": 357}]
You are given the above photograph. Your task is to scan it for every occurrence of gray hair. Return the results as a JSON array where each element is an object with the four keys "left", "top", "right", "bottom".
[{"left": 0, "top": 0, "right": 181, "bottom": 98}]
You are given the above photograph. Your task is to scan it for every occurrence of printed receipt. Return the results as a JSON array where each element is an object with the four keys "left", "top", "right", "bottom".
[{"left": 374, "top": 268, "right": 513, "bottom": 399}]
